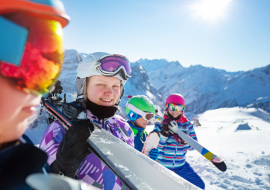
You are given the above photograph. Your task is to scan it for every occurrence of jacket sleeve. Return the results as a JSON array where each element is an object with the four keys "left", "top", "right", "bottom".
[
  {"left": 39, "top": 121, "right": 66, "bottom": 165},
  {"left": 153, "top": 123, "right": 167, "bottom": 151},
  {"left": 122, "top": 120, "right": 135, "bottom": 148}
]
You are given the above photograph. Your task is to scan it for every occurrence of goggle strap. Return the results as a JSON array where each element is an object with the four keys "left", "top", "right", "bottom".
[
  {"left": 97, "top": 65, "right": 131, "bottom": 80},
  {"left": 126, "top": 103, "right": 153, "bottom": 121},
  {"left": 0, "top": 16, "right": 28, "bottom": 66},
  {"left": 167, "top": 103, "right": 185, "bottom": 111}
]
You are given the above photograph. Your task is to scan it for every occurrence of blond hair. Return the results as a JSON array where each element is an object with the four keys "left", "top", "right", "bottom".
[{"left": 83, "top": 77, "right": 90, "bottom": 103}]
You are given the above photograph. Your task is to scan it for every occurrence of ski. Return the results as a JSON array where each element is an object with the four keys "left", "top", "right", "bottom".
[
  {"left": 176, "top": 125, "right": 227, "bottom": 171},
  {"left": 142, "top": 131, "right": 160, "bottom": 156},
  {"left": 153, "top": 112, "right": 227, "bottom": 172},
  {"left": 41, "top": 97, "right": 200, "bottom": 190},
  {"left": 26, "top": 173, "right": 99, "bottom": 190}
]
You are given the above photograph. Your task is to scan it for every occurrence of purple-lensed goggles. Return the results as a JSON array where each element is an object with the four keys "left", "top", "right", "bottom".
[{"left": 96, "top": 54, "right": 131, "bottom": 80}]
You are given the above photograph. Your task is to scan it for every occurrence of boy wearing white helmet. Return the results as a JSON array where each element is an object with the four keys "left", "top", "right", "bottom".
[{"left": 39, "top": 52, "right": 135, "bottom": 189}]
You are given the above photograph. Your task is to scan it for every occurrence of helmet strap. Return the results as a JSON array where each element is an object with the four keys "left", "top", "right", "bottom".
[{"left": 115, "top": 84, "right": 124, "bottom": 106}]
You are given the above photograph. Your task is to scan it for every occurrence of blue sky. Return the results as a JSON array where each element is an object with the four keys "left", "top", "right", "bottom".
[{"left": 63, "top": 0, "right": 270, "bottom": 72}]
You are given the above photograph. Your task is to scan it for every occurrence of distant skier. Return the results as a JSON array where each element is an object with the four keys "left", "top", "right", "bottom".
[
  {"left": 39, "top": 53, "right": 135, "bottom": 189},
  {"left": 148, "top": 93, "right": 205, "bottom": 189},
  {"left": 0, "top": 0, "right": 69, "bottom": 189},
  {"left": 126, "top": 95, "right": 155, "bottom": 152}
]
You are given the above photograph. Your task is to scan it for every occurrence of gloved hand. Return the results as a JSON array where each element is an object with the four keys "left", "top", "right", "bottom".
[
  {"left": 51, "top": 80, "right": 63, "bottom": 95},
  {"left": 51, "top": 120, "right": 94, "bottom": 178},
  {"left": 160, "top": 125, "right": 169, "bottom": 137},
  {"left": 168, "top": 121, "right": 178, "bottom": 133},
  {"left": 149, "top": 148, "right": 159, "bottom": 161},
  {"left": 160, "top": 117, "right": 169, "bottom": 137},
  {"left": 168, "top": 121, "right": 187, "bottom": 145}
]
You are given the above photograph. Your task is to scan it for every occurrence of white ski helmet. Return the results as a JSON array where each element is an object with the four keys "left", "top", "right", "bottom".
[{"left": 75, "top": 52, "right": 130, "bottom": 104}]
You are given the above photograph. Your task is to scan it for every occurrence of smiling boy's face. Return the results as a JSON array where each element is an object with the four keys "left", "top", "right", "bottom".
[{"left": 135, "top": 117, "right": 150, "bottom": 129}]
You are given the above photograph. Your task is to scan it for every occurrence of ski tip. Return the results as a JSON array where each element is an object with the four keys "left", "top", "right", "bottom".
[{"left": 213, "top": 161, "right": 227, "bottom": 172}]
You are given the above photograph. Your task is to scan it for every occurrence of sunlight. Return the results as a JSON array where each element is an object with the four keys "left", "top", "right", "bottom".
[{"left": 189, "top": 0, "right": 233, "bottom": 22}]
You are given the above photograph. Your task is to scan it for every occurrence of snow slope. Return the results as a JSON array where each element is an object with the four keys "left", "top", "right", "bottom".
[{"left": 186, "top": 107, "right": 270, "bottom": 189}]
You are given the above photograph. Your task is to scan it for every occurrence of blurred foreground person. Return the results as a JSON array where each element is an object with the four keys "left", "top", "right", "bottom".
[{"left": 0, "top": 0, "right": 69, "bottom": 189}]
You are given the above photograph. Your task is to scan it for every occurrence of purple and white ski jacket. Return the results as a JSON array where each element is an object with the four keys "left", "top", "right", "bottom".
[{"left": 39, "top": 110, "right": 134, "bottom": 190}]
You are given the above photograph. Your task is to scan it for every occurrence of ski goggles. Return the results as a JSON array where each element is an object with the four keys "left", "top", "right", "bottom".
[
  {"left": 166, "top": 103, "right": 185, "bottom": 112},
  {"left": 0, "top": 13, "right": 64, "bottom": 96},
  {"left": 95, "top": 54, "right": 131, "bottom": 80},
  {"left": 126, "top": 102, "right": 154, "bottom": 121}
]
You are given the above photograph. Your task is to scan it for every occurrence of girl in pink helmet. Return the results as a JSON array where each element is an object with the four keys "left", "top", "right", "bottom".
[{"left": 149, "top": 93, "right": 205, "bottom": 189}]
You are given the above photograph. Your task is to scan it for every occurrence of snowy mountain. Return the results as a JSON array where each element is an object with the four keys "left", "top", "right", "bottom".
[
  {"left": 56, "top": 51, "right": 270, "bottom": 116},
  {"left": 139, "top": 59, "right": 270, "bottom": 114},
  {"left": 30, "top": 49, "right": 270, "bottom": 131}
]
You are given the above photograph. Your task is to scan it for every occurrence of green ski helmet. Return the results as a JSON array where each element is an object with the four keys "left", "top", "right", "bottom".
[{"left": 126, "top": 95, "right": 155, "bottom": 122}]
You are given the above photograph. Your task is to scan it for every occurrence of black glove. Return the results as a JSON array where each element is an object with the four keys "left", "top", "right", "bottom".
[
  {"left": 161, "top": 124, "right": 170, "bottom": 137},
  {"left": 51, "top": 120, "right": 94, "bottom": 178},
  {"left": 52, "top": 80, "right": 63, "bottom": 95},
  {"left": 160, "top": 118, "right": 171, "bottom": 137}
]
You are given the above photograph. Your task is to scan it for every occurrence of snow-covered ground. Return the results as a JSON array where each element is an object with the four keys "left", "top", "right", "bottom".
[{"left": 146, "top": 107, "right": 270, "bottom": 190}]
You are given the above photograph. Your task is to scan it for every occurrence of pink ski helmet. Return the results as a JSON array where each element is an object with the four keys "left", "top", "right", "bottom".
[{"left": 166, "top": 93, "right": 185, "bottom": 106}]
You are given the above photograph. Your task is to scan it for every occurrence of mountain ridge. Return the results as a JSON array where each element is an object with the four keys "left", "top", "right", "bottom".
[{"left": 60, "top": 50, "right": 270, "bottom": 115}]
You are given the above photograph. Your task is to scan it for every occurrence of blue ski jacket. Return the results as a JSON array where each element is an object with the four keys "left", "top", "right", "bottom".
[
  {"left": 127, "top": 120, "right": 148, "bottom": 152},
  {"left": 153, "top": 115, "right": 198, "bottom": 170}
]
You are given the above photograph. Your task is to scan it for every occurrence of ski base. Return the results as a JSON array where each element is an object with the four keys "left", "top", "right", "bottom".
[
  {"left": 213, "top": 161, "right": 227, "bottom": 172},
  {"left": 88, "top": 128, "right": 200, "bottom": 190}
]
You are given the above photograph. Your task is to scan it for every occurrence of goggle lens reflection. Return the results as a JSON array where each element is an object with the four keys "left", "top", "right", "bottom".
[
  {"left": 0, "top": 13, "right": 64, "bottom": 96},
  {"left": 167, "top": 103, "right": 185, "bottom": 112}
]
